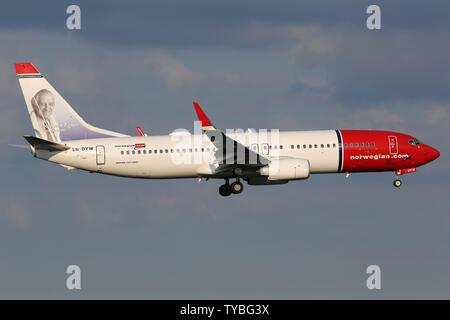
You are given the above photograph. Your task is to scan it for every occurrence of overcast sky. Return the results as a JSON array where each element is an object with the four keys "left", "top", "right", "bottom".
[{"left": 1, "top": 0, "right": 449, "bottom": 298}]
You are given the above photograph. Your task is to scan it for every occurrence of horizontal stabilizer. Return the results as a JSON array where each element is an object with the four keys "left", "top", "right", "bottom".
[{"left": 23, "top": 135, "right": 70, "bottom": 151}]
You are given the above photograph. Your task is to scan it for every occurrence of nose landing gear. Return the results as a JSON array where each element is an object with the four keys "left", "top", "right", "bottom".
[
  {"left": 219, "top": 179, "right": 244, "bottom": 196},
  {"left": 393, "top": 172, "right": 403, "bottom": 187},
  {"left": 393, "top": 179, "right": 402, "bottom": 188},
  {"left": 392, "top": 168, "right": 416, "bottom": 188}
]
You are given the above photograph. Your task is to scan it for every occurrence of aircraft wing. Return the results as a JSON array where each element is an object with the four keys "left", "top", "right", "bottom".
[{"left": 193, "top": 101, "right": 269, "bottom": 175}]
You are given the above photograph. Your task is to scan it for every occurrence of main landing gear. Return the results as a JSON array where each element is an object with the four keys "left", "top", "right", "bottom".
[{"left": 219, "top": 178, "right": 244, "bottom": 196}]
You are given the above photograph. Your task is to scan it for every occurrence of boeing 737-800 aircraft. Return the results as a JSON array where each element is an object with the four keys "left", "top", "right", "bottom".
[{"left": 15, "top": 62, "right": 440, "bottom": 196}]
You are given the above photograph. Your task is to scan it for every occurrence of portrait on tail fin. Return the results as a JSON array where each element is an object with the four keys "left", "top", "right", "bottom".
[{"left": 30, "top": 89, "right": 61, "bottom": 142}]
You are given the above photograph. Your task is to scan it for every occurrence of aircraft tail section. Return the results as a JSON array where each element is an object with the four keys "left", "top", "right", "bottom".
[{"left": 15, "top": 62, "right": 128, "bottom": 142}]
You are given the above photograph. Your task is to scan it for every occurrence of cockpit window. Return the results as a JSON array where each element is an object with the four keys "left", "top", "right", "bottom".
[{"left": 408, "top": 139, "right": 422, "bottom": 146}]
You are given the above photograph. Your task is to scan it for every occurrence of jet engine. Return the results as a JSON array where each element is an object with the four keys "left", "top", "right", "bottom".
[{"left": 260, "top": 158, "right": 310, "bottom": 181}]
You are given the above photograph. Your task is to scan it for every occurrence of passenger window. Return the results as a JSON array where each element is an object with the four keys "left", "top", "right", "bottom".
[
  {"left": 327, "top": 144, "right": 330, "bottom": 148},
  {"left": 160, "top": 149, "right": 163, "bottom": 153},
  {"left": 154, "top": 150, "right": 157, "bottom": 154},
  {"left": 314, "top": 144, "right": 317, "bottom": 148},
  {"left": 137, "top": 150, "right": 141, "bottom": 154},
  {"left": 121, "top": 151, "right": 124, "bottom": 155},
  {"left": 350, "top": 143, "right": 353, "bottom": 147},
  {"left": 309, "top": 144, "right": 312, "bottom": 148},
  {"left": 303, "top": 144, "right": 306, "bottom": 149},
  {"left": 333, "top": 144, "right": 336, "bottom": 148},
  {"left": 355, "top": 143, "right": 359, "bottom": 147},
  {"left": 126, "top": 151, "right": 130, "bottom": 155},
  {"left": 291, "top": 145, "right": 294, "bottom": 149},
  {"left": 149, "top": 150, "right": 152, "bottom": 154},
  {"left": 132, "top": 150, "right": 135, "bottom": 155},
  {"left": 371, "top": 142, "right": 375, "bottom": 147},
  {"left": 297, "top": 145, "right": 301, "bottom": 149},
  {"left": 280, "top": 145, "right": 283, "bottom": 150},
  {"left": 321, "top": 144, "right": 324, "bottom": 148}
]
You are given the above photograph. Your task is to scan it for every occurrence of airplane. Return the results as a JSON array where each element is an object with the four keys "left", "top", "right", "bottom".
[{"left": 15, "top": 62, "right": 440, "bottom": 196}]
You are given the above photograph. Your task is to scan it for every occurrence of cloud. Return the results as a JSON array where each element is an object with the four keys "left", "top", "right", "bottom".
[
  {"left": 0, "top": 203, "right": 30, "bottom": 229},
  {"left": 145, "top": 53, "right": 203, "bottom": 89},
  {"left": 287, "top": 26, "right": 450, "bottom": 103},
  {"left": 345, "top": 108, "right": 404, "bottom": 129},
  {"left": 425, "top": 106, "right": 450, "bottom": 128},
  {"left": 144, "top": 52, "right": 249, "bottom": 92},
  {"left": 3, "top": 0, "right": 450, "bottom": 49},
  {"left": 52, "top": 61, "right": 101, "bottom": 96}
]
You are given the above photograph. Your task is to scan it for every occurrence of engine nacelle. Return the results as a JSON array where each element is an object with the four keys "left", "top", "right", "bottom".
[{"left": 260, "top": 158, "right": 310, "bottom": 181}]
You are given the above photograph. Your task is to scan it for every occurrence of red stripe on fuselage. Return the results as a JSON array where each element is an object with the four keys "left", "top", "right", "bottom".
[{"left": 340, "top": 130, "right": 424, "bottom": 173}]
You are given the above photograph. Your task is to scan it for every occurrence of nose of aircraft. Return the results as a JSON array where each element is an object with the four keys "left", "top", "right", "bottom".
[{"left": 425, "top": 145, "right": 440, "bottom": 162}]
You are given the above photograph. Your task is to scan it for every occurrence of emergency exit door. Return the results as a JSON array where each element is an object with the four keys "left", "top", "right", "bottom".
[{"left": 96, "top": 145, "right": 105, "bottom": 165}]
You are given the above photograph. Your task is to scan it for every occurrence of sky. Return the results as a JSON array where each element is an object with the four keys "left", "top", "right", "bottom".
[{"left": 0, "top": 0, "right": 449, "bottom": 299}]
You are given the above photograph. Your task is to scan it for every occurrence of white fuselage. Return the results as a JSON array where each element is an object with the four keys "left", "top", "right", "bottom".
[{"left": 35, "top": 130, "right": 341, "bottom": 178}]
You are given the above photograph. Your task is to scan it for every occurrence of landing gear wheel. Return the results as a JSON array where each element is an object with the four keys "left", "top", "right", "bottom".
[
  {"left": 393, "top": 179, "right": 402, "bottom": 188},
  {"left": 230, "top": 181, "right": 244, "bottom": 194},
  {"left": 219, "top": 184, "right": 232, "bottom": 197}
]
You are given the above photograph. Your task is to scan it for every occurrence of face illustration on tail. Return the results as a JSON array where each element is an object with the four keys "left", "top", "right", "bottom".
[{"left": 30, "top": 89, "right": 61, "bottom": 142}]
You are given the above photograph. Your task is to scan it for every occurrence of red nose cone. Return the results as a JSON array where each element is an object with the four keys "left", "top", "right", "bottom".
[{"left": 428, "top": 146, "right": 440, "bottom": 161}]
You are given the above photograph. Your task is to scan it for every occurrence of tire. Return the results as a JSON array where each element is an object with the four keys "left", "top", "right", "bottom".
[
  {"left": 219, "top": 184, "right": 232, "bottom": 196},
  {"left": 230, "top": 181, "right": 243, "bottom": 194},
  {"left": 393, "top": 179, "right": 402, "bottom": 188}
]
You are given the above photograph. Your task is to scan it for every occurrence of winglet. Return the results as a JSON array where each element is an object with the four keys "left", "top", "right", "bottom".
[
  {"left": 136, "top": 126, "right": 146, "bottom": 136},
  {"left": 193, "top": 101, "right": 214, "bottom": 129},
  {"left": 14, "top": 62, "right": 40, "bottom": 75}
]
